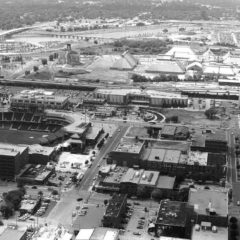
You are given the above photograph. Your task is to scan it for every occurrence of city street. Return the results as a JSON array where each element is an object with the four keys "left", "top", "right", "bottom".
[{"left": 79, "top": 125, "right": 129, "bottom": 191}]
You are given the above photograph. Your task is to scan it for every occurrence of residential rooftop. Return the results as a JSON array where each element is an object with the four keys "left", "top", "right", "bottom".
[{"left": 188, "top": 188, "right": 228, "bottom": 217}]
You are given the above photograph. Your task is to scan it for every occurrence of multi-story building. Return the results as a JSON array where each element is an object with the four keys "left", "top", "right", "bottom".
[
  {"left": 102, "top": 193, "right": 127, "bottom": 229},
  {"left": 11, "top": 89, "right": 69, "bottom": 113},
  {"left": 155, "top": 200, "right": 194, "bottom": 239},
  {"left": 109, "top": 138, "right": 145, "bottom": 167},
  {"left": 0, "top": 143, "right": 28, "bottom": 180},
  {"left": 93, "top": 88, "right": 188, "bottom": 108}
]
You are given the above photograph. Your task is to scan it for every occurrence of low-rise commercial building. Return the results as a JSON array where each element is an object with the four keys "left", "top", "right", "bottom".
[
  {"left": 0, "top": 228, "right": 27, "bottom": 240},
  {"left": 28, "top": 144, "right": 57, "bottom": 165},
  {"left": 188, "top": 188, "right": 228, "bottom": 227},
  {"left": 191, "top": 224, "right": 228, "bottom": 240},
  {"left": 16, "top": 164, "right": 54, "bottom": 185},
  {"left": 76, "top": 228, "right": 119, "bottom": 240},
  {"left": 155, "top": 200, "right": 194, "bottom": 239},
  {"left": 109, "top": 138, "right": 145, "bottom": 167}
]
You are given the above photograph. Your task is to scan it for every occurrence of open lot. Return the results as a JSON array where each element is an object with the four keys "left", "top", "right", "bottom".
[
  {"left": 126, "top": 126, "right": 149, "bottom": 138},
  {"left": 161, "top": 109, "right": 223, "bottom": 127}
]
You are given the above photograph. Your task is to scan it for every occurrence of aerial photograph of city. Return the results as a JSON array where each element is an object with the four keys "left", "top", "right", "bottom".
[{"left": 0, "top": 0, "right": 240, "bottom": 240}]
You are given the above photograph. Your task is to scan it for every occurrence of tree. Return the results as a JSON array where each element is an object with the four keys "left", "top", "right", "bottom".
[
  {"left": 33, "top": 66, "right": 39, "bottom": 73},
  {"left": 85, "top": 160, "right": 89, "bottom": 165},
  {"left": 231, "top": 223, "right": 238, "bottom": 230},
  {"left": 137, "top": 186, "right": 150, "bottom": 199},
  {"left": 41, "top": 59, "right": 48, "bottom": 65},
  {"left": 49, "top": 55, "right": 54, "bottom": 61},
  {"left": 104, "top": 199, "right": 108, "bottom": 206},
  {"left": 0, "top": 204, "right": 13, "bottom": 219},
  {"left": 94, "top": 40, "right": 98, "bottom": 44},
  {"left": 25, "top": 70, "right": 30, "bottom": 76},
  {"left": 205, "top": 108, "right": 218, "bottom": 119},
  {"left": 230, "top": 217, "right": 238, "bottom": 224},
  {"left": 163, "top": 29, "right": 168, "bottom": 33},
  {"left": 38, "top": 191, "right": 43, "bottom": 198},
  {"left": 52, "top": 190, "right": 58, "bottom": 195},
  {"left": 151, "top": 189, "right": 163, "bottom": 200}
]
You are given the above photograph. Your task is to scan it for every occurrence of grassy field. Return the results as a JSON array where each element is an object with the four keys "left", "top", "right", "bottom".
[
  {"left": 162, "top": 109, "right": 224, "bottom": 128},
  {"left": 126, "top": 126, "right": 149, "bottom": 138},
  {"left": 0, "top": 129, "right": 49, "bottom": 145}
]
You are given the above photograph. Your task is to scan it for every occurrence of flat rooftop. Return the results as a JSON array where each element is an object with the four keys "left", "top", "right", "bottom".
[
  {"left": 12, "top": 92, "right": 68, "bottom": 103},
  {"left": 28, "top": 144, "right": 55, "bottom": 156},
  {"left": 121, "top": 168, "right": 144, "bottom": 184},
  {"left": 114, "top": 138, "right": 144, "bottom": 154},
  {"left": 188, "top": 151, "right": 208, "bottom": 166},
  {"left": 138, "top": 170, "right": 160, "bottom": 186},
  {"left": 205, "top": 130, "right": 227, "bottom": 143},
  {"left": 188, "top": 189, "right": 228, "bottom": 217},
  {"left": 0, "top": 143, "right": 27, "bottom": 156},
  {"left": 95, "top": 88, "right": 142, "bottom": 96},
  {"left": 164, "top": 150, "right": 181, "bottom": 164},
  {"left": 156, "top": 176, "right": 176, "bottom": 190},
  {"left": 191, "top": 225, "right": 228, "bottom": 240},
  {"left": 0, "top": 229, "right": 26, "bottom": 240},
  {"left": 20, "top": 199, "right": 38, "bottom": 212},
  {"left": 161, "top": 125, "right": 177, "bottom": 136},
  {"left": 76, "top": 227, "right": 119, "bottom": 240},
  {"left": 156, "top": 200, "right": 190, "bottom": 228},
  {"left": 145, "top": 90, "right": 186, "bottom": 99},
  {"left": 103, "top": 167, "right": 128, "bottom": 185}
]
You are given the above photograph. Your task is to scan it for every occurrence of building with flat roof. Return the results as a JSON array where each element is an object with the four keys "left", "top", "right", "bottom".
[
  {"left": 120, "top": 168, "right": 160, "bottom": 194},
  {"left": 0, "top": 143, "right": 28, "bottom": 180},
  {"left": 102, "top": 193, "right": 127, "bottom": 229},
  {"left": 96, "top": 167, "right": 128, "bottom": 192},
  {"left": 156, "top": 200, "right": 194, "bottom": 239},
  {"left": 11, "top": 89, "right": 69, "bottom": 113},
  {"left": 28, "top": 144, "right": 56, "bottom": 165},
  {"left": 191, "top": 225, "right": 228, "bottom": 240},
  {"left": 31, "top": 225, "right": 72, "bottom": 240},
  {"left": 141, "top": 147, "right": 183, "bottom": 175},
  {"left": 0, "top": 228, "right": 26, "bottom": 240},
  {"left": 188, "top": 188, "right": 228, "bottom": 227},
  {"left": 161, "top": 125, "right": 177, "bottom": 139},
  {"left": 76, "top": 228, "right": 119, "bottom": 240},
  {"left": 109, "top": 138, "right": 145, "bottom": 167},
  {"left": 16, "top": 164, "right": 54, "bottom": 185},
  {"left": 85, "top": 126, "right": 103, "bottom": 146},
  {"left": 191, "top": 130, "right": 228, "bottom": 153},
  {"left": 19, "top": 197, "right": 40, "bottom": 214},
  {"left": 93, "top": 88, "right": 188, "bottom": 107}
]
